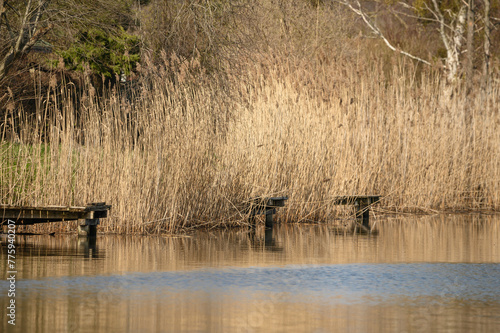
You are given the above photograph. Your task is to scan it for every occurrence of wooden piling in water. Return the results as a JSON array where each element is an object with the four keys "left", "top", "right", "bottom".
[{"left": 249, "top": 196, "right": 288, "bottom": 229}]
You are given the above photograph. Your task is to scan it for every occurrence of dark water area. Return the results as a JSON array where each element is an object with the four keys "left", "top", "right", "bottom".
[{"left": 1, "top": 215, "right": 500, "bottom": 332}]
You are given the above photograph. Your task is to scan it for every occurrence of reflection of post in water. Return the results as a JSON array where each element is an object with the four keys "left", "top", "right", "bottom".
[
  {"left": 77, "top": 236, "right": 98, "bottom": 259},
  {"left": 248, "top": 227, "right": 283, "bottom": 252},
  {"left": 264, "top": 228, "right": 274, "bottom": 246}
]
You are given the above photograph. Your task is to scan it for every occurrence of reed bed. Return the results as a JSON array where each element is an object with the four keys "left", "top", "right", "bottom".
[{"left": 1, "top": 54, "right": 499, "bottom": 233}]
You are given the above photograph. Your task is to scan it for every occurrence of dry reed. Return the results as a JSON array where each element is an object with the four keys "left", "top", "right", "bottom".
[{"left": 1, "top": 52, "right": 499, "bottom": 233}]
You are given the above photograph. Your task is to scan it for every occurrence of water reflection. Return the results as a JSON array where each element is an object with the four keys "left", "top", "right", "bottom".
[
  {"left": 1, "top": 214, "right": 500, "bottom": 333},
  {"left": 77, "top": 237, "right": 101, "bottom": 259},
  {"left": 248, "top": 228, "right": 283, "bottom": 251},
  {"left": 1, "top": 234, "right": 102, "bottom": 260}
]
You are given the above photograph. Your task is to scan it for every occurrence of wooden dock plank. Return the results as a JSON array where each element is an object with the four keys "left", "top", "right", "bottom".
[
  {"left": 0, "top": 204, "right": 111, "bottom": 225},
  {"left": 332, "top": 195, "right": 381, "bottom": 205}
]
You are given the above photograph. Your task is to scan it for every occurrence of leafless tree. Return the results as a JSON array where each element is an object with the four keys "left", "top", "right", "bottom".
[
  {"left": 0, "top": 0, "right": 135, "bottom": 83},
  {"left": 0, "top": 0, "right": 52, "bottom": 81},
  {"left": 335, "top": 0, "right": 474, "bottom": 84}
]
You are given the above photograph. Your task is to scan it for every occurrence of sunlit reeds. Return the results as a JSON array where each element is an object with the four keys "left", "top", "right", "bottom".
[{"left": 1, "top": 53, "right": 499, "bottom": 233}]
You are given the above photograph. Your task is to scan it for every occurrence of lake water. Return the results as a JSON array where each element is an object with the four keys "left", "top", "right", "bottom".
[{"left": 1, "top": 214, "right": 500, "bottom": 332}]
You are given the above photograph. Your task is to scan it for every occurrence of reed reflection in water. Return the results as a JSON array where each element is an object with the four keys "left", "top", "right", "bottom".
[{"left": 1, "top": 214, "right": 500, "bottom": 332}]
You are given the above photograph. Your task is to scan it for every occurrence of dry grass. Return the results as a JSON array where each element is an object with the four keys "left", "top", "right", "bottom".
[{"left": 1, "top": 50, "right": 499, "bottom": 233}]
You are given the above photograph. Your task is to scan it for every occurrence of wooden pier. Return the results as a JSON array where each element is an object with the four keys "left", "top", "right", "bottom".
[
  {"left": 332, "top": 195, "right": 381, "bottom": 229},
  {"left": 0, "top": 202, "right": 111, "bottom": 237},
  {"left": 249, "top": 195, "right": 380, "bottom": 231},
  {"left": 1, "top": 195, "right": 380, "bottom": 235}
]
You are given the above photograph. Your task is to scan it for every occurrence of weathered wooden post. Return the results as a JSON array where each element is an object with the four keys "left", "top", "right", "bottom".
[
  {"left": 77, "top": 218, "right": 99, "bottom": 237},
  {"left": 265, "top": 208, "right": 276, "bottom": 229},
  {"left": 354, "top": 198, "right": 371, "bottom": 229},
  {"left": 249, "top": 196, "right": 288, "bottom": 230},
  {"left": 77, "top": 203, "right": 111, "bottom": 238},
  {"left": 355, "top": 196, "right": 380, "bottom": 230}
]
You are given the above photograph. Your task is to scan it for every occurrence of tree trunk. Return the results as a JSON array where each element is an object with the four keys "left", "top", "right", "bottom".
[{"left": 446, "top": 6, "right": 466, "bottom": 83}]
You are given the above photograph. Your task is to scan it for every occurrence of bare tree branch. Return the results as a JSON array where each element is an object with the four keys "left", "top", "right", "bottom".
[
  {"left": 4, "top": 0, "right": 22, "bottom": 18},
  {"left": 0, "top": 0, "right": 16, "bottom": 40},
  {"left": 0, "top": 0, "right": 54, "bottom": 81},
  {"left": 337, "top": 0, "right": 431, "bottom": 65},
  {"left": 431, "top": 0, "right": 452, "bottom": 53},
  {"left": 336, "top": 0, "right": 472, "bottom": 83}
]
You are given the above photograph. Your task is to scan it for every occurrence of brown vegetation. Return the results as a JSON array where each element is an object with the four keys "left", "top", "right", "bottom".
[
  {"left": 1, "top": 1, "right": 499, "bottom": 233},
  {"left": 2, "top": 50, "right": 500, "bottom": 233}
]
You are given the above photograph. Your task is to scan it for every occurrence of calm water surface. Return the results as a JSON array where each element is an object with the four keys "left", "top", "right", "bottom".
[{"left": 1, "top": 215, "right": 500, "bottom": 332}]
